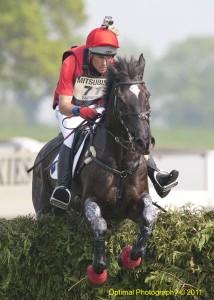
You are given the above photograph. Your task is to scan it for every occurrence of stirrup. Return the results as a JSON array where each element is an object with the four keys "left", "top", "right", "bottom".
[
  {"left": 153, "top": 170, "right": 179, "bottom": 198},
  {"left": 50, "top": 186, "right": 71, "bottom": 210},
  {"left": 155, "top": 170, "right": 178, "bottom": 191}
]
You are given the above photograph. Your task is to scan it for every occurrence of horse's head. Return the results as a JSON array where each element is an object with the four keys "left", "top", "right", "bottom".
[{"left": 104, "top": 54, "right": 153, "bottom": 155}]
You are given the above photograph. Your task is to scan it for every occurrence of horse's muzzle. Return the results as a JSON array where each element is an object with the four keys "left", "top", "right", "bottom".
[{"left": 135, "top": 138, "right": 150, "bottom": 155}]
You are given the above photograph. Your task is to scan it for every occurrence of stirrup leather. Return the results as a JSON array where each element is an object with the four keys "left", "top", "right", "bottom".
[
  {"left": 154, "top": 171, "right": 178, "bottom": 193},
  {"left": 50, "top": 186, "right": 71, "bottom": 210}
]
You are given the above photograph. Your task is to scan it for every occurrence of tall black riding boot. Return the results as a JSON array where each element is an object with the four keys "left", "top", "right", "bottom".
[
  {"left": 147, "top": 155, "right": 179, "bottom": 198},
  {"left": 50, "top": 144, "right": 71, "bottom": 210}
]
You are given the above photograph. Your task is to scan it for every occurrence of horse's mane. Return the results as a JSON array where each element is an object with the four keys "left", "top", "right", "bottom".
[{"left": 104, "top": 56, "right": 146, "bottom": 104}]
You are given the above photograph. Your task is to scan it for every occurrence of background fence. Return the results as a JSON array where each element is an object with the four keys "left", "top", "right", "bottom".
[{"left": 0, "top": 141, "right": 213, "bottom": 218}]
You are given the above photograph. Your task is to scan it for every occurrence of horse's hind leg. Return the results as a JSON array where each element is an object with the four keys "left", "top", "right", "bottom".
[
  {"left": 119, "top": 194, "right": 157, "bottom": 268},
  {"left": 84, "top": 197, "right": 108, "bottom": 286},
  {"left": 32, "top": 165, "right": 55, "bottom": 217}
]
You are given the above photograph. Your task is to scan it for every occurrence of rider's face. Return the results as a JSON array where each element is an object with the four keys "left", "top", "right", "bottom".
[{"left": 90, "top": 54, "right": 113, "bottom": 75}]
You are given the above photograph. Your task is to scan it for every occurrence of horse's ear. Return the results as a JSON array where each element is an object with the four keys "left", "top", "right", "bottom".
[
  {"left": 138, "top": 53, "right": 145, "bottom": 77},
  {"left": 138, "top": 53, "right": 145, "bottom": 66}
]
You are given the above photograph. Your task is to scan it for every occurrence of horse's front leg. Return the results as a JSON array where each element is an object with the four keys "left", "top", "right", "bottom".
[
  {"left": 84, "top": 197, "right": 108, "bottom": 286},
  {"left": 119, "top": 194, "right": 157, "bottom": 269},
  {"left": 131, "top": 194, "right": 157, "bottom": 259}
]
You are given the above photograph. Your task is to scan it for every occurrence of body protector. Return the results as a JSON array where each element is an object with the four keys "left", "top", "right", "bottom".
[{"left": 52, "top": 46, "right": 107, "bottom": 109}]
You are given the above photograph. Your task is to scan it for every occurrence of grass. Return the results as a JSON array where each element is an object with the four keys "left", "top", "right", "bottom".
[
  {"left": 152, "top": 126, "right": 214, "bottom": 150},
  {"left": 1, "top": 124, "right": 214, "bottom": 150},
  {"left": 0, "top": 124, "right": 59, "bottom": 142}
]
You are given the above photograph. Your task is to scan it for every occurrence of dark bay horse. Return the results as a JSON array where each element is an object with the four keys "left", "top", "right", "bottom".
[{"left": 32, "top": 54, "right": 157, "bottom": 286}]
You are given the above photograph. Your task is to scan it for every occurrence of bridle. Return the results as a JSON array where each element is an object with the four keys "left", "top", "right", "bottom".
[
  {"left": 84, "top": 80, "right": 151, "bottom": 179},
  {"left": 112, "top": 80, "right": 151, "bottom": 152}
]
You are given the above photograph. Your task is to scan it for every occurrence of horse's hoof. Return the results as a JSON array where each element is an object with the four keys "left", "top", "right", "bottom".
[
  {"left": 87, "top": 265, "right": 108, "bottom": 287},
  {"left": 118, "top": 246, "right": 142, "bottom": 269}
]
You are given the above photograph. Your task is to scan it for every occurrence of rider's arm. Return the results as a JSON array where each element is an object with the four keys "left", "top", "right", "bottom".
[
  {"left": 59, "top": 95, "right": 75, "bottom": 116},
  {"left": 57, "top": 55, "right": 76, "bottom": 116},
  {"left": 57, "top": 52, "right": 99, "bottom": 120}
]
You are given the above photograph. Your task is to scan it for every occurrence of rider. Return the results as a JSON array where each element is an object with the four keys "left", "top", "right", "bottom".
[{"left": 50, "top": 17, "right": 179, "bottom": 210}]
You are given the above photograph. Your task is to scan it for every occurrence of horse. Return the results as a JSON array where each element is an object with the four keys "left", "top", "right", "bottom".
[{"left": 32, "top": 54, "right": 157, "bottom": 286}]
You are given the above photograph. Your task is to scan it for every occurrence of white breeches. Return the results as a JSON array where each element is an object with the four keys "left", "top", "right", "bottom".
[{"left": 55, "top": 105, "right": 105, "bottom": 148}]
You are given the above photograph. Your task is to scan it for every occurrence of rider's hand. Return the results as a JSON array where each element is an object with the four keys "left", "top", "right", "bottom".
[{"left": 79, "top": 107, "right": 99, "bottom": 120}]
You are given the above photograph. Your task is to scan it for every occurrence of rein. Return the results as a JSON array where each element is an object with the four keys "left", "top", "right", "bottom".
[
  {"left": 94, "top": 119, "right": 137, "bottom": 152},
  {"left": 27, "top": 119, "right": 87, "bottom": 173}
]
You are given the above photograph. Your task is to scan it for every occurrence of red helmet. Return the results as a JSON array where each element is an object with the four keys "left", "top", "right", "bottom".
[{"left": 86, "top": 27, "right": 119, "bottom": 56}]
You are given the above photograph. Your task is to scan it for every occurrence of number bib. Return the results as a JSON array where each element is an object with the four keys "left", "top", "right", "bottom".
[{"left": 73, "top": 75, "right": 106, "bottom": 106}]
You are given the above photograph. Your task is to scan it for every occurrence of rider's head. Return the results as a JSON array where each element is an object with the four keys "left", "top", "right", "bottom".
[
  {"left": 86, "top": 26, "right": 119, "bottom": 57},
  {"left": 86, "top": 21, "right": 119, "bottom": 74}
]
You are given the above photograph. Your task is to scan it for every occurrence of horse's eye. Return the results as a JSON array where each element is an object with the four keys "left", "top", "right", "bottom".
[
  {"left": 145, "top": 113, "right": 151, "bottom": 123},
  {"left": 136, "top": 112, "right": 150, "bottom": 122}
]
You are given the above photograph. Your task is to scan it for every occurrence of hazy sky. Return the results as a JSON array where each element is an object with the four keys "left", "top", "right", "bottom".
[{"left": 83, "top": 0, "right": 214, "bottom": 57}]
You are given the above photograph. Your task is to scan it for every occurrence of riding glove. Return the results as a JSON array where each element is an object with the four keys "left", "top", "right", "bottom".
[{"left": 79, "top": 107, "right": 99, "bottom": 120}]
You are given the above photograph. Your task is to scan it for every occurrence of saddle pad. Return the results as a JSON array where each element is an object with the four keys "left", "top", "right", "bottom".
[
  {"left": 50, "top": 133, "right": 89, "bottom": 180},
  {"left": 50, "top": 154, "right": 59, "bottom": 180}
]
